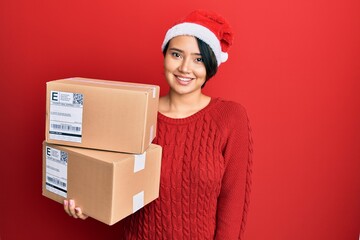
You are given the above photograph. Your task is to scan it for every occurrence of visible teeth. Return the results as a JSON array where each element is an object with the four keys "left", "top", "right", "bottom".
[{"left": 178, "top": 77, "right": 192, "bottom": 82}]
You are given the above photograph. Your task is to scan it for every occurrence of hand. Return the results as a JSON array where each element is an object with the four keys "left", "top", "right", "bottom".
[{"left": 63, "top": 199, "right": 88, "bottom": 220}]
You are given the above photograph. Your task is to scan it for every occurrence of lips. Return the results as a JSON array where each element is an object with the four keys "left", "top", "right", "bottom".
[{"left": 175, "top": 75, "right": 194, "bottom": 85}]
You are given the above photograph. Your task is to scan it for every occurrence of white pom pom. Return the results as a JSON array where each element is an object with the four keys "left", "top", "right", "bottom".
[{"left": 221, "top": 52, "right": 228, "bottom": 63}]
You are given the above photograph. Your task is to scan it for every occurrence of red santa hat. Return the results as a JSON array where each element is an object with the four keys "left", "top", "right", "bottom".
[{"left": 161, "top": 10, "right": 234, "bottom": 66}]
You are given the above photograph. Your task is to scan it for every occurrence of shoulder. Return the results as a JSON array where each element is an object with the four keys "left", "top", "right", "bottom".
[
  {"left": 212, "top": 98, "right": 248, "bottom": 121},
  {"left": 211, "top": 99, "right": 252, "bottom": 156},
  {"left": 206, "top": 98, "right": 250, "bottom": 134}
]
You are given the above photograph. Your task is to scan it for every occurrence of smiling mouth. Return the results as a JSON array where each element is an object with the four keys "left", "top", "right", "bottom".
[{"left": 175, "top": 75, "right": 194, "bottom": 85}]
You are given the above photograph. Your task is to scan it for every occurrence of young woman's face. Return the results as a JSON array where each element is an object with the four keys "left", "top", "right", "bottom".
[{"left": 164, "top": 35, "right": 207, "bottom": 95}]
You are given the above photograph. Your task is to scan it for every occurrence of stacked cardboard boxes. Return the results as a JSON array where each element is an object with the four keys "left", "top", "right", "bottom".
[{"left": 42, "top": 77, "right": 162, "bottom": 225}]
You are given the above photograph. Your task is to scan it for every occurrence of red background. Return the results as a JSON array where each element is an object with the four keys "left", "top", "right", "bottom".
[{"left": 1, "top": 0, "right": 359, "bottom": 239}]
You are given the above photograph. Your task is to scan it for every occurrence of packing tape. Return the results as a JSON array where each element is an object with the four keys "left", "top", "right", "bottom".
[
  {"left": 134, "top": 152, "right": 146, "bottom": 173},
  {"left": 65, "top": 78, "right": 157, "bottom": 98},
  {"left": 132, "top": 191, "right": 144, "bottom": 213}
]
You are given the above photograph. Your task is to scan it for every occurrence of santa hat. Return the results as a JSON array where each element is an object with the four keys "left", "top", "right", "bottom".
[{"left": 161, "top": 10, "right": 234, "bottom": 66}]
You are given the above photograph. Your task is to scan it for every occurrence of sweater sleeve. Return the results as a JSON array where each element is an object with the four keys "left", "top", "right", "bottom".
[{"left": 214, "top": 103, "right": 253, "bottom": 240}]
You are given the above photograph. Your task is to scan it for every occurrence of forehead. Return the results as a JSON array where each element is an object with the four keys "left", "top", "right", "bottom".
[{"left": 168, "top": 35, "right": 200, "bottom": 53}]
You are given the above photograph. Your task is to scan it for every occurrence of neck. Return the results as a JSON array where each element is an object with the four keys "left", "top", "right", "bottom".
[
  {"left": 168, "top": 90, "right": 203, "bottom": 108},
  {"left": 159, "top": 90, "right": 211, "bottom": 118}
]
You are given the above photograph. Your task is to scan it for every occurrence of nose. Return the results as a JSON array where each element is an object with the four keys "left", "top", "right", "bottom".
[{"left": 178, "top": 57, "right": 191, "bottom": 73}]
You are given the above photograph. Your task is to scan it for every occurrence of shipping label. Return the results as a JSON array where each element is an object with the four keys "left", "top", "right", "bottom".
[
  {"left": 49, "top": 91, "right": 83, "bottom": 143},
  {"left": 45, "top": 146, "right": 68, "bottom": 198}
]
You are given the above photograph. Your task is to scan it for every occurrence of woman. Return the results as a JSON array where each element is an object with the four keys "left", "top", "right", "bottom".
[{"left": 64, "top": 9, "right": 253, "bottom": 239}]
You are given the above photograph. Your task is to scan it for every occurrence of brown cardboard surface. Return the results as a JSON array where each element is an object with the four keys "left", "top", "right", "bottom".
[
  {"left": 42, "top": 141, "right": 162, "bottom": 225},
  {"left": 45, "top": 77, "right": 159, "bottom": 154}
]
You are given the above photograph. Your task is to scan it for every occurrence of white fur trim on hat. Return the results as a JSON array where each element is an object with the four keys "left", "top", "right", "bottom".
[{"left": 161, "top": 22, "right": 228, "bottom": 66}]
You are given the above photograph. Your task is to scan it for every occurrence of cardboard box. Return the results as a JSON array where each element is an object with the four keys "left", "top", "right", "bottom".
[
  {"left": 42, "top": 141, "right": 162, "bottom": 225},
  {"left": 45, "top": 77, "right": 159, "bottom": 154}
]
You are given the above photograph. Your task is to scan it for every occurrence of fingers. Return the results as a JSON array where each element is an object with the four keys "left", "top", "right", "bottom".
[
  {"left": 68, "top": 199, "right": 78, "bottom": 218},
  {"left": 63, "top": 199, "right": 88, "bottom": 220},
  {"left": 63, "top": 199, "right": 72, "bottom": 216},
  {"left": 74, "top": 207, "right": 88, "bottom": 220},
  {"left": 64, "top": 199, "right": 77, "bottom": 218}
]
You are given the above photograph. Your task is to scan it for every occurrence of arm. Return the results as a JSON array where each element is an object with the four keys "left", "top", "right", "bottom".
[{"left": 215, "top": 104, "right": 253, "bottom": 239}]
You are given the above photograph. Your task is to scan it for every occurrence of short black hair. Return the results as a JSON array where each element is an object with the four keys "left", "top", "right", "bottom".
[{"left": 162, "top": 37, "right": 218, "bottom": 88}]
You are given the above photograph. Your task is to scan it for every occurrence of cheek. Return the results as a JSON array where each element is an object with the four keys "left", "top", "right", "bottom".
[
  {"left": 163, "top": 62, "right": 173, "bottom": 81},
  {"left": 193, "top": 66, "right": 207, "bottom": 79},
  {"left": 164, "top": 54, "right": 176, "bottom": 68},
  {"left": 164, "top": 59, "right": 174, "bottom": 73}
]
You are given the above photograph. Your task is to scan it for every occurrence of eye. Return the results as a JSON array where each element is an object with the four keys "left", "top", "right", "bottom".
[
  {"left": 171, "top": 52, "right": 181, "bottom": 58},
  {"left": 195, "top": 57, "right": 203, "bottom": 63}
]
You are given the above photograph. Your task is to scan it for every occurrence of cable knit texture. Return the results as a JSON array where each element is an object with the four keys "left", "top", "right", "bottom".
[{"left": 120, "top": 97, "right": 253, "bottom": 239}]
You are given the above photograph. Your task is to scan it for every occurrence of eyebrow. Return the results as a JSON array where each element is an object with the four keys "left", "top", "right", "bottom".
[{"left": 168, "top": 47, "right": 202, "bottom": 56}]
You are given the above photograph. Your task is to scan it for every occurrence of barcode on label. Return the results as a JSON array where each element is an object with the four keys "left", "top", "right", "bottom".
[
  {"left": 73, "top": 93, "right": 83, "bottom": 105},
  {"left": 60, "top": 151, "right": 68, "bottom": 164},
  {"left": 51, "top": 123, "right": 81, "bottom": 132},
  {"left": 47, "top": 176, "right": 66, "bottom": 188}
]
